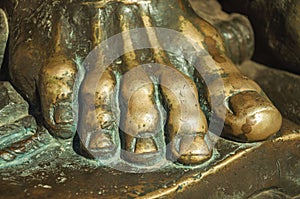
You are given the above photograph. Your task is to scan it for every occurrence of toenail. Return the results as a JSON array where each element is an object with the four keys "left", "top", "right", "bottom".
[
  {"left": 174, "top": 134, "right": 212, "bottom": 164},
  {"left": 135, "top": 131, "right": 158, "bottom": 138},
  {"left": 227, "top": 91, "right": 282, "bottom": 141},
  {"left": 178, "top": 135, "right": 195, "bottom": 155},
  {"left": 134, "top": 138, "right": 158, "bottom": 154},
  {"left": 54, "top": 103, "right": 74, "bottom": 124},
  {"left": 89, "top": 133, "right": 114, "bottom": 150}
]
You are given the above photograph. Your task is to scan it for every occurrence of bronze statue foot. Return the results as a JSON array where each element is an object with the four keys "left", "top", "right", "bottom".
[
  {"left": 77, "top": 0, "right": 282, "bottom": 165},
  {"left": 3, "top": 0, "right": 282, "bottom": 167}
]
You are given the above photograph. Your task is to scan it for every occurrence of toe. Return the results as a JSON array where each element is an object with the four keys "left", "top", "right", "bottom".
[
  {"left": 120, "top": 67, "right": 162, "bottom": 164},
  {"left": 79, "top": 67, "right": 118, "bottom": 159},
  {"left": 39, "top": 54, "right": 77, "bottom": 139},
  {"left": 171, "top": 12, "right": 283, "bottom": 142},
  {"left": 159, "top": 66, "right": 211, "bottom": 164},
  {"left": 225, "top": 91, "right": 282, "bottom": 141},
  {"left": 120, "top": 68, "right": 160, "bottom": 135}
]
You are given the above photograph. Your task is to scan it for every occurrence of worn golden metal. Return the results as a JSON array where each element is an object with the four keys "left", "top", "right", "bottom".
[
  {"left": 0, "top": 0, "right": 282, "bottom": 166},
  {"left": 0, "top": 0, "right": 299, "bottom": 198},
  {"left": 0, "top": 61, "right": 299, "bottom": 198},
  {"left": 189, "top": 0, "right": 255, "bottom": 65}
]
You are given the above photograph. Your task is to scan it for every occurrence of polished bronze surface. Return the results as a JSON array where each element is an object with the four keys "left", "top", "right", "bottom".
[
  {"left": 0, "top": 62, "right": 299, "bottom": 198},
  {"left": 0, "top": 0, "right": 297, "bottom": 198},
  {"left": 0, "top": 0, "right": 282, "bottom": 167},
  {"left": 190, "top": 0, "right": 254, "bottom": 65},
  {"left": 240, "top": 61, "right": 300, "bottom": 125}
]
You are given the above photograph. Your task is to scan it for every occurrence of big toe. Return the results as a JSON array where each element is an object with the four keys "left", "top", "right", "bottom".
[{"left": 225, "top": 91, "right": 282, "bottom": 141}]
